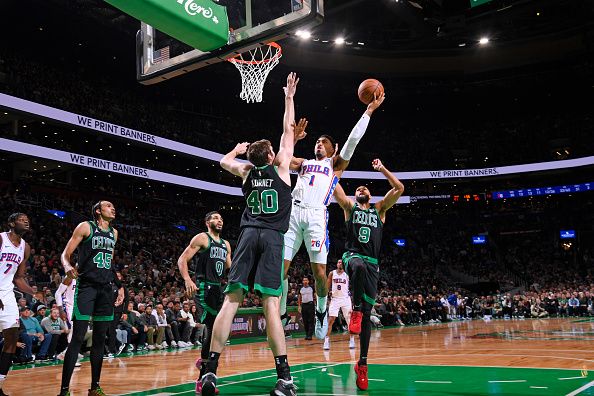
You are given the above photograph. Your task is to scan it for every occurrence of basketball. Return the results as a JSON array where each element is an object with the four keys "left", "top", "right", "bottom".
[{"left": 357, "top": 79, "right": 384, "bottom": 105}]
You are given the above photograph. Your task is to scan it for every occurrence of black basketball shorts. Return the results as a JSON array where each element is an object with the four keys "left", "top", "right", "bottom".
[
  {"left": 195, "top": 282, "right": 223, "bottom": 323},
  {"left": 225, "top": 227, "right": 284, "bottom": 297},
  {"left": 342, "top": 252, "right": 380, "bottom": 306},
  {"left": 73, "top": 280, "right": 115, "bottom": 321}
]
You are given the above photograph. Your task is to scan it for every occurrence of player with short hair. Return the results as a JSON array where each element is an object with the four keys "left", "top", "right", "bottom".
[
  {"left": 0, "top": 213, "right": 35, "bottom": 396},
  {"left": 177, "top": 211, "right": 232, "bottom": 394},
  {"left": 200, "top": 73, "right": 299, "bottom": 396},
  {"left": 280, "top": 93, "right": 385, "bottom": 340},
  {"left": 333, "top": 159, "right": 404, "bottom": 390},
  {"left": 323, "top": 259, "right": 355, "bottom": 350},
  {"left": 58, "top": 201, "right": 125, "bottom": 396}
]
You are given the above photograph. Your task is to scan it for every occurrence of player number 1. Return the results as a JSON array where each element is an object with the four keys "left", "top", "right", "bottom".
[{"left": 309, "top": 175, "right": 315, "bottom": 186}]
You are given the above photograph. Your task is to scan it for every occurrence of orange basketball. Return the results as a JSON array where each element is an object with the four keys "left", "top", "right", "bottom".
[{"left": 357, "top": 79, "right": 384, "bottom": 105}]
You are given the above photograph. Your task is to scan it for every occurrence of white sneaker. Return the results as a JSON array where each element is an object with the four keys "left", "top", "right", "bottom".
[
  {"left": 349, "top": 337, "right": 355, "bottom": 349},
  {"left": 171, "top": 341, "right": 178, "bottom": 348},
  {"left": 161, "top": 341, "right": 169, "bottom": 348},
  {"left": 56, "top": 351, "right": 66, "bottom": 361},
  {"left": 323, "top": 337, "right": 330, "bottom": 350},
  {"left": 156, "top": 345, "right": 163, "bottom": 350},
  {"left": 78, "top": 353, "right": 84, "bottom": 359},
  {"left": 75, "top": 361, "right": 81, "bottom": 367},
  {"left": 314, "top": 310, "right": 329, "bottom": 340},
  {"left": 194, "top": 340, "right": 202, "bottom": 346},
  {"left": 148, "top": 345, "right": 156, "bottom": 350}
]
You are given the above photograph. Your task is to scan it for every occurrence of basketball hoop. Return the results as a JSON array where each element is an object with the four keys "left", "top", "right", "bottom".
[{"left": 228, "top": 42, "right": 282, "bottom": 103}]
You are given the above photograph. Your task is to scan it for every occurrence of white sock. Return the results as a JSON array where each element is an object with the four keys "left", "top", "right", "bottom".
[{"left": 317, "top": 296, "right": 327, "bottom": 313}]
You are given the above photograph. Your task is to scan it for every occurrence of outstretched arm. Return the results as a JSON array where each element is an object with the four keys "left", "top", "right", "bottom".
[
  {"left": 333, "top": 183, "right": 355, "bottom": 220},
  {"left": 333, "top": 92, "right": 386, "bottom": 171},
  {"left": 276, "top": 73, "right": 299, "bottom": 181},
  {"left": 373, "top": 159, "right": 404, "bottom": 220},
  {"left": 276, "top": 118, "right": 307, "bottom": 171},
  {"left": 220, "top": 142, "right": 252, "bottom": 180}
]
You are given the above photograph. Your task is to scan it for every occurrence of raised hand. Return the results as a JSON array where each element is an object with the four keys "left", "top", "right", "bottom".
[
  {"left": 234, "top": 142, "right": 250, "bottom": 156},
  {"left": 367, "top": 91, "right": 386, "bottom": 113},
  {"left": 372, "top": 159, "right": 384, "bottom": 171},
  {"left": 292, "top": 118, "right": 308, "bottom": 142},
  {"left": 283, "top": 72, "right": 300, "bottom": 98}
]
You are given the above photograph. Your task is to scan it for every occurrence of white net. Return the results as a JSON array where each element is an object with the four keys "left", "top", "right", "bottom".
[{"left": 229, "top": 43, "right": 282, "bottom": 103}]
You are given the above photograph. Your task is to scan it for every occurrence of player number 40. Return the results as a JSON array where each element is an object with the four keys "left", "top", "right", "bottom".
[
  {"left": 93, "top": 252, "right": 113, "bottom": 269},
  {"left": 247, "top": 189, "right": 279, "bottom": 215}
]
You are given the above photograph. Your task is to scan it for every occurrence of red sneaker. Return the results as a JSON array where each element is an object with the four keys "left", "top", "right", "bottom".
[
  {"left": 354, "top": 363, "right": 369, "bottom": 390},
  {"left": 196, "top": 378, "right": 220, "bottom": 394},
  {"left": 349, "top": 310, "right": 362, "bottom": 334}
]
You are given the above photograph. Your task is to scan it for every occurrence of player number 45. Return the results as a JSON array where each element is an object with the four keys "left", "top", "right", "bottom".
[{"left": 93, "top": 252, "right": 113, "bottom": 269}]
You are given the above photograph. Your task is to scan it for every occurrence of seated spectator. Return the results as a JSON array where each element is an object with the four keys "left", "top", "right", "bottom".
[
  {"left": 370, "top": 306, "right": 383, "bottom": 328},
  {"left": 531, "top": 298, "right": 549, "bottom": 318},
  {"left": 40, "top": 307, "right": 69, "bottom": 356},
  {"left": 153, "top": 303, "right": 173, "bottom": 349},
  {"left": 140, "top": 305, "right": 159, "bottom": 350},
  {"left": 19, "top": 306, "right": 53, "bottom": 361}
]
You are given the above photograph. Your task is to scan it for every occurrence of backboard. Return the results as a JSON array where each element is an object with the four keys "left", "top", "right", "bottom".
[{"left": 136, "top": 0, "right": 324, "bottom": 85}]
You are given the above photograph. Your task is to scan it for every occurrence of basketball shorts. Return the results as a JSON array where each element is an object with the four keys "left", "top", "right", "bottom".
[
  {"left": 73, "top": 280, "right": 115, "bottom": 321},
  {"left": 226, "top": 227, "right": 284, "bottom": 297},
  {"left": 0, "top": 292, "right": 20, "bottom": 331},
  {"left": 328, "top": 297, "right": 352, "bottom": 318},
  {"left": 283, "top": 204, "right": 329, "bottom": 264},
  {"left": 342, "top": 252, "right": 380, "bottom": 307},
  {"left": 196, "top": 282, "right": 223, "bottom": 323}
]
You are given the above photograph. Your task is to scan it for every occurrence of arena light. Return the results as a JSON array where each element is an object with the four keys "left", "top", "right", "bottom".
[
  {"left": 479, "top": 37, "right": 490, "bottom": 45},
  {"left": 295, "top": 30, "right": 311, "bottom": 39},
  {"left": 335, "top": 37, "right": 345, "bottom": 45}
]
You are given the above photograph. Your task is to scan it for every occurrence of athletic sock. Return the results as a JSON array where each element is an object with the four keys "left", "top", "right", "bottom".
[
  {"left": 274, "top": 355, "right": 291, "bottom": 380},
  {"left": 358, "top": 356, "right": 368, "bottom": 366},
  {"left": 280, "top": 278, "right": 289, "bottom": 315},
  {"left": 206, "top": 352, "right": 220, "bottom": 375},
  {"left": 316, "top": 296, "right": 327, "bottom": 313}
]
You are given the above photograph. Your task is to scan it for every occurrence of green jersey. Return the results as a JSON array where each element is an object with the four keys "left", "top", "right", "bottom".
[
  {"left": 345, "top": 204, "right": 383, "bottom": 260},
  {"left": 77, "top": 221, "right": 116, "bottom": 285}
]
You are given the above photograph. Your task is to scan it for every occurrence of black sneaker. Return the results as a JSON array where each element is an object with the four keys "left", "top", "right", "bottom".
[
  {"left": 201, "top": 373, "right": 218, "bottom": 396},
  {"left": 270, "top": 378, "right": 297, "bottom": 396}
]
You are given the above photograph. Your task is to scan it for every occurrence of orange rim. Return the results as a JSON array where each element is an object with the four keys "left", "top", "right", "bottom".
[{"left": 227, "top": 42, "right": 282, "bottom": 65}]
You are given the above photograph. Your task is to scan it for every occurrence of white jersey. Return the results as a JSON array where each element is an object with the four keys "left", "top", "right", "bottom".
[
  {"left": 331, "top": 270, "right": 349, "bottom": 299},
  {"left": 292, "top": 158, "right": 339, "bottom": 207},
  {"left": 0, "top": 232, "right": 25, "bottom": 296}
]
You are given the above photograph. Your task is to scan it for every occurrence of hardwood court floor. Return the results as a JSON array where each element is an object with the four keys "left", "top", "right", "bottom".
[{"left": 7, "top": 318, "right": 594, "bottom": 395}]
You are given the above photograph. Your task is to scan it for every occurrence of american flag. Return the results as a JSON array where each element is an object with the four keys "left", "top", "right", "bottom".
[{"left": 153, "top": 46, "right": 170, "bottom": 63}]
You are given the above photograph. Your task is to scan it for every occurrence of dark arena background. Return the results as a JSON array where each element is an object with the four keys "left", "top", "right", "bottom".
[{"left": 1, "top": 0, "right": 594, "bottom": 395}]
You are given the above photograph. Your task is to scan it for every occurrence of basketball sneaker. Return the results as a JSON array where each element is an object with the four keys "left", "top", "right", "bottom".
[
  {"left": 200, "top": 373, "right": 218, "bottom": 396},
  {"left": 349, "top": 311, "right": 362, "bottom": 335},
  {"left": 354, "top": 363, "right": 368, "bottom": 390},
  {"left": 323, "top": 337, "right": 330, "bottom": 350},
  {"left": 349, "top": 336, "right": 356, "bottom": 349},
  {"left": 314, "top": 310, "right": 329, "bottom": 340},
  {"left": 270, "top": 378, "right": 297, "bottom": 396},
  {"left": 195, "top": 379, "right": 219, "bottom": 395},
  {"left": 88, "top": 387, "right": 107, "bottom": 396}
]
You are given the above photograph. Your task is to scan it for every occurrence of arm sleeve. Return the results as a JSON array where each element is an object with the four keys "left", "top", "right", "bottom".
[
  {"left": 339, "top": 113, "right": 370, "bottom": 161},
  {"left": 55, "top": 283, "right": 67, "bottom": 307}
]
